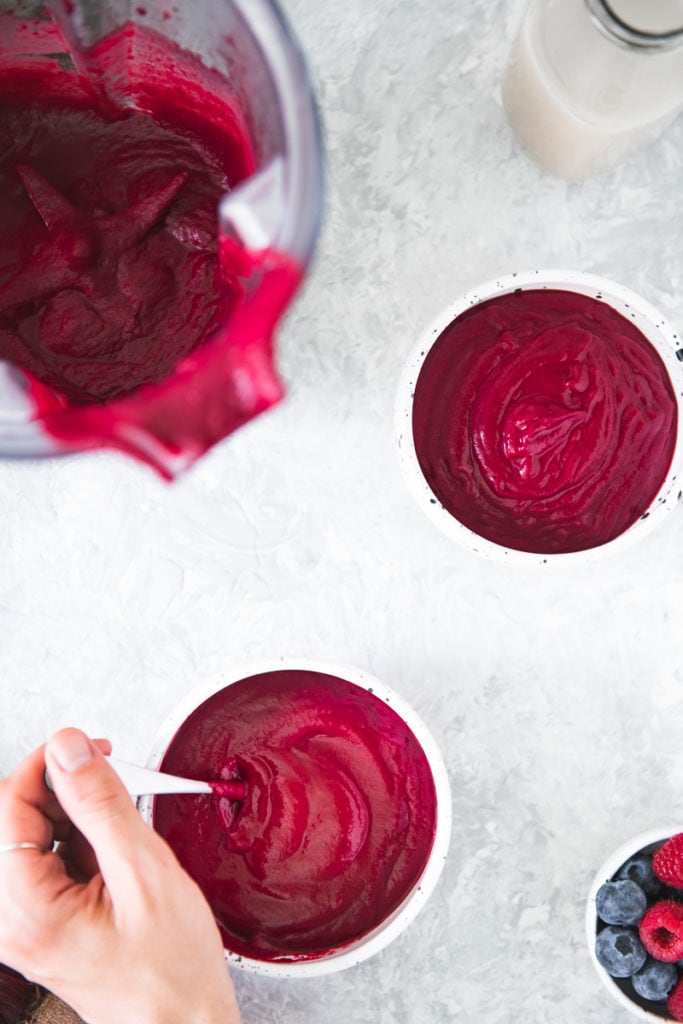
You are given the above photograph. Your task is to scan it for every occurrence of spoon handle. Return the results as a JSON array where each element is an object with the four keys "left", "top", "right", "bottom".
[
  {"left": 45, "top": 756, "right": 246, "bottom": 799},
  {"left": 107, "top": 757, "right": 214, "bottom": 796}
]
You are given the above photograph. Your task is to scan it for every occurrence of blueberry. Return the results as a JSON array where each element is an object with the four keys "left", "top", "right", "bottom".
[
  {"left": 596, "top": 880, "right": 647, "bottom": 925},
  {"left": 617, "top": 854, "right": 662, "bottom": 899},
  {"left": 632, "top": 957, "right": 678, "bottom": 1001},
  {"left": 595, "top": 926, "right": 647, "bottom": 977}
]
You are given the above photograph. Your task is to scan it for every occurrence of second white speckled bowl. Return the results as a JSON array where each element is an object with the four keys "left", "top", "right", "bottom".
[
  {"left": 395, "top": 269, "right": 683, "bottom": 567},
  {"left": 138, "top": 657, "right": 452, "bottom": 978}
]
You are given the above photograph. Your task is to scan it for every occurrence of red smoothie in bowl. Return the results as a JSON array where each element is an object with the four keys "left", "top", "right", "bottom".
[
  {"left": 398, "top": 272, "right": 682, "bottom": 560},
  {"left": 146, "top": 665, "right": 449, "bottom": 974}
]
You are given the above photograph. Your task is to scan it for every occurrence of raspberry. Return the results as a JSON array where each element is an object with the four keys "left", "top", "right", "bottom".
[
  {"left": 668, "top": 978, "right": 683, "bottom": 1022},
  {"left": 639, "top": 901, "right": 683, "bottom": 961},
  {"left": 653, "top": 834, "right": 683, "bottom": 888}
]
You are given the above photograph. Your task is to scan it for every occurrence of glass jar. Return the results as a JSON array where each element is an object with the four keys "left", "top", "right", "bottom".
[{"left": 502, "top": 0, "right": 683, "bottom": 178}]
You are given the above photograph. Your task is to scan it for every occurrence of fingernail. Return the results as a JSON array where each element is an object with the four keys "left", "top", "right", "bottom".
[{"left": 49, "top": 731, "right": 93, "bottom": 773}]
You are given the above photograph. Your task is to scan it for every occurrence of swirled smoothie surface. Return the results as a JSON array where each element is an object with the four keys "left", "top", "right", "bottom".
[
  {"left": 0, "top": 17, "right": 300, "bottom": 475},
  {"left": 412, "top": 289, "right": 677, "bottom": 554},
  {"left": 153, "top": 670, "right": 437, "bottom": 961}
]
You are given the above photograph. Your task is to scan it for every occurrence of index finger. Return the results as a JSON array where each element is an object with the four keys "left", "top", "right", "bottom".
[
  {"left": 0, "top": 739, "right": 114, "bottom": 849},
  {"left": 0, "top": 744, "right": 61, "bottom": 852}
]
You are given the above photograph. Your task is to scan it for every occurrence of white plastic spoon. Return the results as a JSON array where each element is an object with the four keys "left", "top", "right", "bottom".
[{"left": 46, "top": 756, "right": 247, "bottom": 800}]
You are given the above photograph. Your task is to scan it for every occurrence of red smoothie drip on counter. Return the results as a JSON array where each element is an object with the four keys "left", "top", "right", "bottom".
[
  {"left": 153, "top": 670, "right": 438, "bottom": 962},
  {"left": 0, "top": 17, "right": 300, "bottom": 476},
  {"left": 412, "top": 289, "right": 678, "bottom": 554}
]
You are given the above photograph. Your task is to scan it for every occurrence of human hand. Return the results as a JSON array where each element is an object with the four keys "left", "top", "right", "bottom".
[{"left": 0, "top": 729, "right": 241, "bottom": 1024}]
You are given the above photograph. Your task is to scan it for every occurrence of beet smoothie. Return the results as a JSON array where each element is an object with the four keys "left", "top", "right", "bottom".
[
  {"left": 412, "top": 289, "right": 678, "bottom": 555},
  {"left": 0, "top": 15, "right": 301, "bottom": 474},
  {"left": 152, "top": 670, "right": 438, "bottom": 962}
]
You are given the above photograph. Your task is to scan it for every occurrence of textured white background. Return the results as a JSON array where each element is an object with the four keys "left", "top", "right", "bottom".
[{"left": 3, "top": 0, "right": 683, "bottom": 1021}]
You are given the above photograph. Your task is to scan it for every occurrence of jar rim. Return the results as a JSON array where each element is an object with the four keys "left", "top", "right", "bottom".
[{"left": 585, "top": 0, "right": 683, "bottom": 50}]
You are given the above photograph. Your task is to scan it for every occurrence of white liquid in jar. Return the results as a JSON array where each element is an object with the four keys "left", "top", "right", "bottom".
[{"left": 502, "top": 0, "right": 683, "bottom": 178}]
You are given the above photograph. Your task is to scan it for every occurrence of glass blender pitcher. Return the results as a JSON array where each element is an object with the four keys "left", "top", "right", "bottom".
[{"left": 0, "top": 0, "right": 323, "bottom": 476}]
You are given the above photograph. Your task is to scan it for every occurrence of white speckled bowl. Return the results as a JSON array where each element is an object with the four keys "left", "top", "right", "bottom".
[
  {"left": 395, "top": 270, "right": 683, "bottom": 567},
  {"left": 138, "top": 657, "right": 452, "bottom": 978},
  {"left": 586, "top": 827, "right": 683, "bottom": 1021}
]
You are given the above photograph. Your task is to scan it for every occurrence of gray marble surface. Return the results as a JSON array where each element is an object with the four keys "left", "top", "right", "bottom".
[{"left": 3, "top": 0, "right": 683, "bottom": 1021}]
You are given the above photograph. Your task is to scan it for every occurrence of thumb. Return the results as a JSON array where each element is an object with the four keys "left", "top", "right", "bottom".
[{"left": 45, "top": 728, "right": 151, "bottom": 896}]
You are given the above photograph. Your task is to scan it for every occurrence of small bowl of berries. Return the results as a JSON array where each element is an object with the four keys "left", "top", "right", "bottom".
[{"left": 587, "top": 828, "right": 683, "bottom": 1021}]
